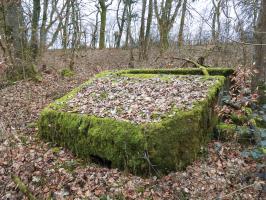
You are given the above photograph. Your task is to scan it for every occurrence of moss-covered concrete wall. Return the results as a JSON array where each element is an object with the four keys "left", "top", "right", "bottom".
[
  {"left": 38, "top": 68, "right": 233, "bottom": 175},
  {"left": 118, "top": 68, "right": 234, "bottom": 76}
]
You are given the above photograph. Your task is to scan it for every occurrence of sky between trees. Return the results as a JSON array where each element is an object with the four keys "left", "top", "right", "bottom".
[{"left": 21, "top": 0, "right": 257, "bottom": 49}]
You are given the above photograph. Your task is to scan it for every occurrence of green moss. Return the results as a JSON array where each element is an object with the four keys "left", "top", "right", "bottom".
[
  {"left": 60, "top": 68, "right": 75, "bottom": 77},
  {"left": 39, "top": 110, "right": 146, "bottom": 174},
  {"left": 216, "top": 123, "right": 237, "bottom": 140},
  {"left": 38, "top": 68, "right": 227, "bottom": 175},
  {"left": 199, "top": 66, "right": 209, "bottom": 76},
  {"left": 217, "top": 123, "right": 236, "bottom": 131},
  {"left": 230, "top": 113, "right": 249, "bottom": 125},
  {"left": 99, "top": 91, "right": 108, "bottom": 100},
  {"left": 259, "top": 147, "right": 266, "bottom": 154},
  {"left": 216, "top": 123, "right": 258, "bottom": 143},
  {"left": 51, "top": 147, "right": 61, "bottom": 154},
  {"left": 117, "top": 68, "right": 234, "bottom": 77},
  {"left": 32, "top": 73, "right": 43, "bottom": 82}
]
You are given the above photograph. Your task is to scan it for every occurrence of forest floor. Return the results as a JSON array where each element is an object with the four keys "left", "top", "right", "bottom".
[{"left": 0, "top": 48, "right": 265, "bottom": 199}]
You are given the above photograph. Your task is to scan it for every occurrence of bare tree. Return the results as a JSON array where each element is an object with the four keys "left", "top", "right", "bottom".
[
  {"left": 91, "top": 10, "right": 100, "bottom": 49},
  {"left": 39, "top": 0, "right": 69, "bottom": 52},
  {"left": 177, "top": 0, "right": 187, "bottom": 47},
  {"left": 0, "top": 0, "right": 36, "bottom": 80},
  {"left": 124, "top": 0, "right": 136, "bottom": 49},
  {"left": 139, "top": 0, "right": 153, "bottom": 60},
  {"left": 69, "top": 0, "right": 81, "bottom": 70},
  {"left": 39, "top": 0, "right": 49, "bottom": 54},
  {"left": 211, "top": 0, "right": 222, "bottom": 44},
  {"left": 31, "top": 0, "right": 41, "bottom": 60},
  {"left": 232, "top": 0, "right": 248, "bottom": 66},
  {"left": 62, "top": 0, "right": 71, "bottom": 50},
  {"left": 98, "top": 0, "right": 112, "bottom": 49},
  {"left": 139, "top": 0, "right": 147, "bottom": 59},
  {"left": 154, "top": 0, "right": 182, "bottom": 52},
  {"left": 144, "top": 0, "right": 153, "bottom": 57},
  {"left": 116, "top": 0, "right": 127, "bottom": 48}
]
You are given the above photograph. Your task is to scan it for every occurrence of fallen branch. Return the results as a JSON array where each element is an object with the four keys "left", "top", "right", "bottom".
[
  {"left": 12, "top": 175, "right": 37, "bottom": 200},
  {"left": 169, "top": 57, "right": 209, "bottom": 76},
  {"left": 154, "top": 55, "right": 210, "bottom": 76}
]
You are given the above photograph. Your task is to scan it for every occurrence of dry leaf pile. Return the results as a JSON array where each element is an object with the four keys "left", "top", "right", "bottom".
[
  {"left": 67, "top": 76, "right": 218, "bottom": 123},
  {"left": 1, "top": 134, "right": 264, "bottom": 199}
]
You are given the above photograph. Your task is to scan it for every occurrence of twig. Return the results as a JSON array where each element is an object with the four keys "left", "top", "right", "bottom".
[
  {"left": 12, "top": 175, "right": 37, "bottom": 200},
  {"left": 187, "top": 3, "right": 266, "bottom": 46},
  {"left": 217, "top": 183, "right": 256, "bottom": 199},
  {"left": 143, "top": 150, "right": 160, "bottom": 177}
]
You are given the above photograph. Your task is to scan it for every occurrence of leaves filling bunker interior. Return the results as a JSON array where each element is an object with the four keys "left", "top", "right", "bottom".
[{"left": 38, "top": 68, "right": 234, "bottom": 176}]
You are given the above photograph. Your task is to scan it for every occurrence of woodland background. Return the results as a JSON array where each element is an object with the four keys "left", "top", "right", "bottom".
[{"left": 0, "top": 0, "right": 265, "bottom": 199}]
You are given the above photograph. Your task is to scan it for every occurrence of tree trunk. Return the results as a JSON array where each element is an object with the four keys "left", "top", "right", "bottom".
[
  {"left": 99, "top": 0, "right": 107, "bottom": 49},
  {"left": 5, "top": 2, "right": 26, "bottom": 59},
  {"left": 31, "top": 0, "right": 41, "bottom": 60},
  {"left": 138, "top": 0, "right": 147, "bottom": 60},
  {"left": 91, "top": 11, "right": 99, "bottom": 49},
  {"left": 216, "top": 1, "right": 221, "bottom": 41},
  {"left": 74, "top": 2, "right": 81, "bottom": 48},
  {"left": 143, "top": 0, "right": 153, "bottom": 59},
  {"left": 40, "top": 0, "right": 49, "bottom": 54},
  {"left": 159, "top": 25, "right": 169, "bottom": 52},
  {"left": 125, "top": 4, "right": 132, "bottom": 49},
  {"left": 0, "top": 3, "right": 9, "bottom": 59},
  {"left": 63, "top": 0, "right": 71, "bottom": 50},
  {"left": 212, "top": 11, "right": 216, "bottom": 43},
  {"left": 212, "top": 0, "right": 221, "bottom": 44},
  {"left": 69, "top": 0, "right": 78, "bottom": 70},
  {"left": 252, "top": 0, "right": 266, "bottom": 103},
  {"left": 252, "top": 0, "right": 259, "bottom": 32},
  {"left": 177, "top": 0, "right": 187, "bottom": 47},
  {"left": 116, "top": 0, "right": 126, "bottom": 48},
  {"left": 2, "top": 1, "right": 36, "bottom": 80}
]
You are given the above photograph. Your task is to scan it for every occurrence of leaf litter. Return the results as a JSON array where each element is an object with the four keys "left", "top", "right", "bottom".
[
  {"left": 66, "top": 75, "right": 218, "bottom": 123},
  {"left": 0, "top": 71, "right": 265, "bottom": 199}
]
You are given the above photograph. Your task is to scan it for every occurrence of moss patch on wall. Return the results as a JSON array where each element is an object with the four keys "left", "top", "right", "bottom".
[
  {"left": 117, "top": 68, "right": 234, "bottom": 77},
  {"left": 38, "top": 68, "right": 231, "bottom": 175}
]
